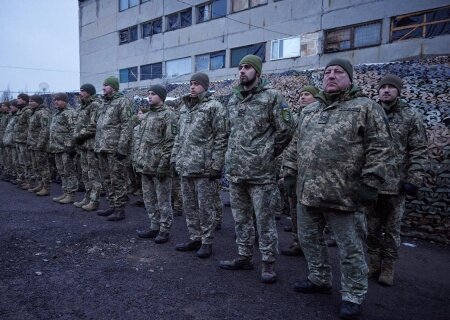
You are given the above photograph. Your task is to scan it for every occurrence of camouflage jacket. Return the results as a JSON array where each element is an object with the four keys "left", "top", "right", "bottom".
[
  {"left": 131, "top": 123, "right": 141, "bottom": 166},
  {"left": 27, "top": 105, "right": 51, "bottom": 151},
  {"left": 380, "top": 98, "right": 428, "bottom": 193},
  {"left": 2, "top": 113, "right": 17, "bottom": 146},
  {"left": 135, "top": 104, "right": 177, "bottom": 176},
  {"left": 13, "top": 106, "right": 33, "bottom": 144},
  {"left": 225, "top": 79, "right": 293, "bottom": 184},
  {"left": 49, "top": 107, "right": 76, "bottom": 153},
  {"left": 94, "top": 92, "right": 132, "bottom": 155},
  {"left": 73, "top": 97, "right": 101, "bottom": 151},
  {"left": 0, "top": 113, "right": 11, "bottom": 146},
  {"left": 171, "top": 92, "right": 228, "bottom": 177},
  {"left": 282, "top": 85, "right": 393, "bottom": 211}
]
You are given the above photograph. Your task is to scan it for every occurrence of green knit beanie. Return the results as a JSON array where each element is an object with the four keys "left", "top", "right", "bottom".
[
  {"left": 325, "top": 58, "right": 353, "bottom": 82},
  {"left": 239, "top": 54, "right": 263, "bottom": 75},
  {"left": 190, "top": 72, "right": 210, "bottom": 91},
  {"left": 378, "top": 74, "right": 403, "bottom": 94},
  {"left": 148, "top": 84, "right": 167, "bottom": 101},
  {"left": 30, "top": 94, "right": 44, "bottom": 105},
  {"left": 300, "top": 85, "right": 319, "bottom": 96},
  {"left": 103, "top": 76, "right": 120, "bottom": 91}
]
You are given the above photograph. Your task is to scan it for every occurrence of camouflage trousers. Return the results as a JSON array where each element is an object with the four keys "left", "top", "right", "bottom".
[
  {"left": 172, "top": 173, "right": 182, "bottom": 212},
  {"left": 54, "top": 152, "right": 78, "bottom": 194},
  {"left": 0, "top": 146, "right": 4, "bottom": 171},
  {"left": 16, "top": 143, "right": 32, "bottom": 182},
  {"left": 212, "top": 179, "right": 223, "bottom": 225},
  {"left": 30, "top": 150, "right": 51, "bottom": 188},
  {"left": 79, "top": 149, "right": 102, "bottom": 202},
  {"left": 366, "top": 194, "right": 405, "bottom": 260},
  {"left": 288, "top": 193, "right": 299, "bottom": 243},
  {"left": 98, "top": 152, "right": 128, "bottom": 209},
  {"left": 141, "top": 174, "right": 173, "bottom": 233},
  {"left": 297, "top": 204, "right": 368, "bottom": 304},
  {"left": 3, "top": 146, "right": 17, "bottom": 178},
  {"left": 229, "top": 182, "right": 279, "bottom": 262},
  {"left": 180, "top": 177, "right": 217, "bottom": 245}
]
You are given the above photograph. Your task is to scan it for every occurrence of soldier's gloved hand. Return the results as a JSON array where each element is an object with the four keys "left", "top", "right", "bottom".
[
  {"left": 68, "top": 150, "right": 77, "bottom": 158},
  {"left": 358, "top": 184, "right": 378, "bottom": 205},
  {"left": 208, "top": 168, "right": 222, "bottom": 180},
  {"left": 284, "top": 176, "right": 296, "bottom": 197},
  {"left": 403, "top": 183, "right": 419, "bottom": 197},
  {"left": 156, "top": 168, "right": 168, "bottom": 181},
  {"left": 116, "top": 152, "right": 127, "bottom": 161}
]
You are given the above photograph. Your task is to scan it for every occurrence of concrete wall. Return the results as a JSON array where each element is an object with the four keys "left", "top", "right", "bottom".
[{"left": 79, "top": 0, "right": 450, "bottom": 91}]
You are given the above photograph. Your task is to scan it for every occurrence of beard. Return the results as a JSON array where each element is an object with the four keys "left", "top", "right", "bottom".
[{"left": 240, "top": 74, "right": 257, "bottom": 87}]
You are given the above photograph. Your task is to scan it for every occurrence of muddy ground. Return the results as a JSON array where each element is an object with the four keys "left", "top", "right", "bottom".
[{"left": 0, "top": 180, "right": 449, "bottom": 320}]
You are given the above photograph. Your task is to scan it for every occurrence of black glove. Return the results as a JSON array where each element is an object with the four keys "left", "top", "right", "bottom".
[
  {"left": 156, "top": 168, "right": 169, "bottom": 181},
  {"left": 116, "top": 152, "right": 127, "bottom": 161},
  {"left": 358, "top": 184, "right": 378, "bottom": 205},
  {"left": 74, "top": 136, "right": 85, "bottom": 145},
  {"left": 403, "top": 183, "right": 419, "bottom": 197},
  {"left": 68, "top": 150, "right": 77, "bottom": 158},
  {"left": 208, "top": 168, "right": 222, "bottom": 180},
  {"left": 284, "top": 176, "right": 296, "bottom": 197}
]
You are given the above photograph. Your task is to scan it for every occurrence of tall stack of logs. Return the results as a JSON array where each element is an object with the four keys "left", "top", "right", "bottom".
[{"left": 123, "top": 56, "right": 450, "bottom": 243}]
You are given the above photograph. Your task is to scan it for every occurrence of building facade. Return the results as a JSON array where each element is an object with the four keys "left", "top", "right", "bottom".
[{"left": 78, "top": 0, "right": 450, "bottom": 90}]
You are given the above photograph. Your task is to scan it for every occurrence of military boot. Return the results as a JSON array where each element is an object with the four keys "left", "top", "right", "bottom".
[
  {"left": 281, "top": 242, "right": 304, "bottom": 256},
  {"left": 154, "top": 231, "right": 170, "bottom": 244},
  {"left": 339, "top": 301, "right": 361, "bottom": 320},
  {"left": 96, "top": 207, "right": 115, "bottom": 216},
  {"left": 20, "top": 182, "right": 31, "bottom": 190},
  {"left": 107, "top": 208, "right": 125, "bottom": 221},
  {"left": 196, "top": 244, "right": 212, "bottom": 258},
  {"left": 219, "top": 255, "right": 254, "bottom": 270},
  {"left": 378, "top": 258, "right": 395, "bottom": 286},
  {"left": 29, "top": 183, "right": 42, "bottom": 193},
  {"left": 59, "top": 193, "right": 75, "bottom": 204},
  {"left": 36, "top": 187, "right": 50, "bottom": 196},
  {"left": 261, "top": 261, "right": 277, "bottom": 284},
  {"left": 368, "top": 254, "right": 381, "bottom": 278},
  {"left": 74, "top": 197, "right": 89, "bottom": 208},
  {"left": 81, "top": 201, "right": 99, "bottom": 211},
  {"left": 53, "top": 193, "right": 67, "bottom": 202},
  {"left": 175, "top": 240, "right": 202, "bottom": 251}
]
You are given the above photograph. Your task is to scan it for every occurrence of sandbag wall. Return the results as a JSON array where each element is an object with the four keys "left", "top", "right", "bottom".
[{"left": 123, "top": 56, "right": 450, "bottom": 243}]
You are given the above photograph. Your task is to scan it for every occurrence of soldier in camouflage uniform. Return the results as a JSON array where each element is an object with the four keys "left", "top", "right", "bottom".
[
  {"left": 135, "top": 85, "right": 177, "bottom": 244},
  {"left": 2, "top": 100, "right": 19, "bottom": 182},
  {"left": 49, "top": 93, "right": 78, "bottom": 204},
  {"left": 219, "top": 55, "right": 293, "bottom": 284},
  {"left": 282, "top": 59, "right": 393, "bottom": 319},
  {"left": 0, "top": 101, "right": 11, "bottom": 179},
  {"left": 366, "top": 74, "right": 427, "bottom": 287},
  {"left": 13, "top": 93, "right": 33, "bottom": 189},
  {"left": 27, "top": 95, "right": 52, "bottom": 196},
  {"left": 73, "top": 84, "right": 103, "bottom": 211},
  {"left": 95, "top": 76, "right": 132, "bottom": 221},
  {"left": 280, "top": 85, "right": 318, "bottom": 257},
  {"left": 172, "top": 72, "right": 229, "bottom": 258}
]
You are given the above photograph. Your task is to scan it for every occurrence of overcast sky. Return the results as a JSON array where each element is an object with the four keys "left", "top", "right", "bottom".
[{"left": 0, "top": 0, "right": 79, "bottom": 97}]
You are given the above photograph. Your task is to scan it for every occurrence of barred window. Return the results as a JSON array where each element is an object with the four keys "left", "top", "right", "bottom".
[
  {"left": 391, "top": 6, "right": 450, "bottom": 42},
  {"left": 324, "top": 21, "right": 381, "bottom": 53},
  {"left": 119, "top": 67, "right": 138, "bottom": 83}
]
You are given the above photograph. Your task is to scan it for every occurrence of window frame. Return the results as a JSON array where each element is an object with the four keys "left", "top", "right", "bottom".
[
  {"left": 142, "top": 18, "right": 163, "bottom": 38},
  {"left": 196, "top": 0, "right": 227, "bottom": 24},
  {"left": 231, "top": 0, "right": 268, "bottom": 13},
  {"left": 119, "top": 25, "right": 138, "bottom": 45},
  {"left": 195, "top": 50, "right": 226, "bottom": 71},
  {"left": 324, "top": 20, "right": 382, "bottom": 53},
  {"left": 230, "top": 42, "right": 266, "bottom": 68},
  {"left": 166, "top": 8, "right": 192, "bottom": 32},
  {"left": 270, "top": 36, "right": 301, "bottom": 60},
  {"left": 165, "top": 57, "right": 192, "bottom": 79},
  {"left": 390, "top": 5, "right": 450, "bottom": 42},
  {"left": 119, "top": 66, "right": 138, "bottom": 83},
  {"left": 140, "top": 62, "right": 163, "bottom": 80},
  {"left": 119, "top": 0, "right": 139, "bottom": 12}
]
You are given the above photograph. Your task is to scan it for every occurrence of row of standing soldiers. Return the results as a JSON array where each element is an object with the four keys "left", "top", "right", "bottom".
[{"left": 0, "top": 55, "right": 428, "bottom": 320}]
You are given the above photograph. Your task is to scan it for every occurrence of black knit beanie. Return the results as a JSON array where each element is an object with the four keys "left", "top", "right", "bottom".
[
  {"left": 378, "top": 74, "right": 403, "bottom": 94},
  {"left": 30, "top": 94, "right": 44, "bottom": 105},
  {"left": 17, "top": 93, "right": 30, "bottom": 103},
  {"left": 148, "top": 84, "right": 167, "bottom": 101},
  {"left": 190, "top": 72, "right": 210, "bottom": 91},
  {"left": 54, "top": 92, "right": 69, "bottom": 103},
  {"left": 325, "top": 58, "right": 353, "bottom": 82},
  {"left": 80, "top": 83, "right": 96, "bottom": 96}
]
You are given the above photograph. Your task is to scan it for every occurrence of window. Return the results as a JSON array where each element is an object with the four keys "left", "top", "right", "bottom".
[
  {"left": 166, "top": 9, "right": 192, "bottom": 31},
  {"left": 119, "top": 0, "right": 138, "bottom": 11},
  {"left": 119, "top": 67, "right": 138, "bottom": 83},
  {"left": 166, "top": 57, "right": 191, "bottom": 78},
  {"left": 391, "top": 6, "right": 450, "bottom": 42},
  {"left": 140, "top": 63, "right": 163, "bottom": 80},
  {"left": 232, "top": 0, "right": 267, "bottom": 13},
  {"left": 271, "top": 36, "right": 300, "bottom": 60},
  {"left": 142, "top": 18, "right": 162, "bottom": 38},
  {"left": 324, "top": 21, "right": 381, "bottom": 53},
  {"left": 197, "top": 0, "right": 227, "bottom": 23},
  {"left": 119, "top": 25, "right": 138, "bottom": 44},
  {"left": 230, "top": 43, "right": 265, "bottom": 67},
  {"left": 195, "top": 50, "right": 226, "bottom": 71}
]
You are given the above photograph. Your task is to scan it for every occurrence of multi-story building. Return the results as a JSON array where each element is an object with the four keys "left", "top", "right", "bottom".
[{"left": 78, "top": 0, "right": 450, "bottom": 90}]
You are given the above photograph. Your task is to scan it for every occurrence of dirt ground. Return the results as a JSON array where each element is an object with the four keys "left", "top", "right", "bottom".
[{"left": 0, "top": 180, "right": 449, "bottom": 320}]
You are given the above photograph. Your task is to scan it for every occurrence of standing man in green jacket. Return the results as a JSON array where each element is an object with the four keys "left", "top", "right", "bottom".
[
  {"left": 135, "top": 84, "right": 177, "bottom": 244},
  {"left": 172, "top": 72, "right": 229, "bottom": 258},
  {"left": 49, "top": 93, "right": 78, "bottom": 204},
  {"left": 2, "top": 100, "right": 18, "bottom": 182},
  {"left": 282, "top": 59, "right": 393, "bottom": 319},
  {"left": 366, "top": 74, "right": 428, "bottom": 287},
  {"left": 219, "top": 55, "right": 293, "bottom": 284},
  {"left": 95, "top": 76, "right": 132, "bottom": 221}
]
